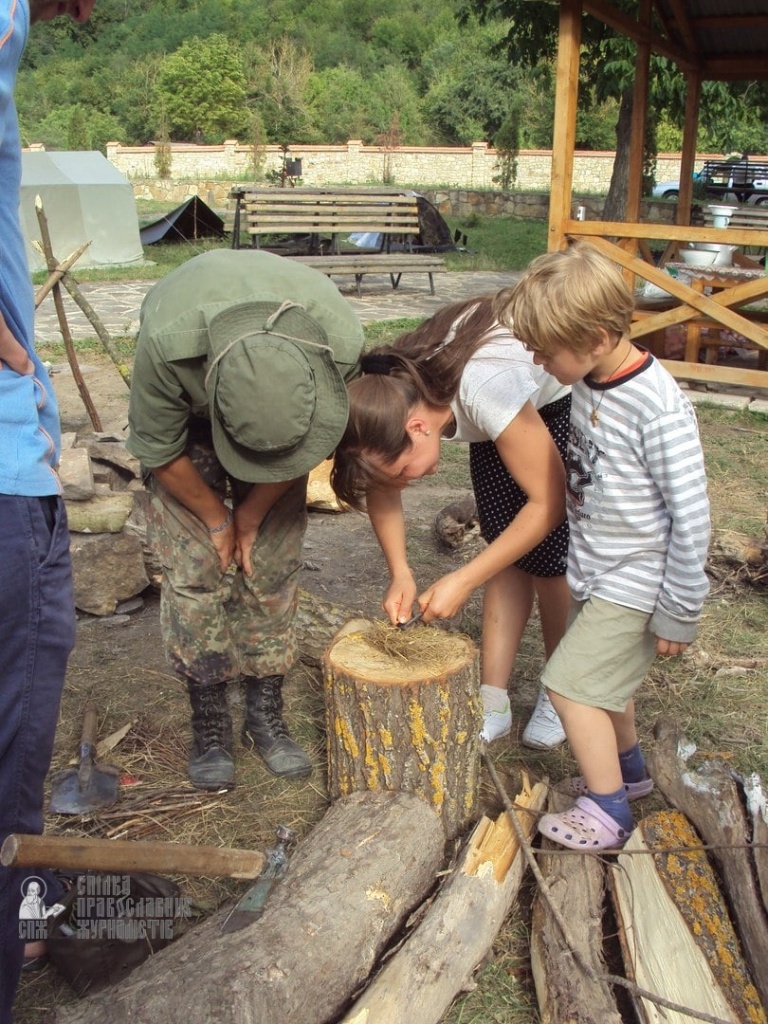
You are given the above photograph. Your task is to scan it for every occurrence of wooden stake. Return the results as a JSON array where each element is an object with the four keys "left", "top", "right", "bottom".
[
  {"left": 34, "top": 241, "right": 90, "bottom": 308},
  {"left": 34, "top": 196, "right": 103, "bottom": 431}
]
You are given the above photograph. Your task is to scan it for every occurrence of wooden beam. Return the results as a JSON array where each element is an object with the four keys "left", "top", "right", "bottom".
[
  {"left": 692, "top": 15, "right": 768, "bottom": 30},
  {"left": 663, "top": 0, "right": 699, "bottom": 55},
  {"left": 548, "top": 0, "right": 582, "bottom": 252},
  {"left": 703, "top": 58, "right": 768, "bottom": 79},
  {"left": 584, "top": 234, "right": 768, "bottom": 348},
  {"left": 662, "top": 360, "right": 768, "bottom": 389},
  {"left": 567, "top": 220, "right": 768, "bottom": 247},
  {"left": 583, "top": 0, "right": 694, "bottom": 67}
]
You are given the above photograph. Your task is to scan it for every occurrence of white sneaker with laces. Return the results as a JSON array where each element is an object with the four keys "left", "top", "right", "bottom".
[
  {"left": 481, "top": 705, "right": 512, "bottom": 743},
  {"left": 521, "top": 689, "right": 566, "bottom": 749}
]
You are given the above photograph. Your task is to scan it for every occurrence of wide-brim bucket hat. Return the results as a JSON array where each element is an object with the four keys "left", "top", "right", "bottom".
[{"left": 205, "top": 300, "right": 350, "bottom": 483}]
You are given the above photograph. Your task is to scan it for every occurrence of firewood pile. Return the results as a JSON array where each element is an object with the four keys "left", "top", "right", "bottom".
[{"left": 532, "top": 720, "right": 768, "bottom": 1024}]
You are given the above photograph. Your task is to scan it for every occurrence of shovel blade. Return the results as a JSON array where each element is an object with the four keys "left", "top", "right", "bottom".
[{"left": 49, "top": 765, "right": 119, "bottom": 815}]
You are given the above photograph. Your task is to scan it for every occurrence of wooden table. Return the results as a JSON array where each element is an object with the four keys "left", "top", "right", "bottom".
[{"left": 663, "top": 262, "right": 768, "bottom": 368}]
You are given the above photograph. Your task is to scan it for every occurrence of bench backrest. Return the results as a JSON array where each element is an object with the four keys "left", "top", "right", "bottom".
[{"left": 239, "top": 190, "right": 421, "bottom": 237}]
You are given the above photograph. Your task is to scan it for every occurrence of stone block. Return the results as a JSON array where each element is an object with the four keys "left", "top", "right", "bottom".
[
  {"left": 70, "top": 530, "right": 149, "bottom": 616},
  {"left": 58, "top": 446, "right": 95, "bottom": 501}
]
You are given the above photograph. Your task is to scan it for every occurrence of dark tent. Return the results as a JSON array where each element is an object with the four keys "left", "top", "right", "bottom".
[
  {"left": 140, "top": 196, "right": 225, "bottom": 245},
  {"left": 347, "top": 191, "right": 457, "bottom": 254},
  {"left": 410, "top": 193, "right": 456, "bottom": 252}
]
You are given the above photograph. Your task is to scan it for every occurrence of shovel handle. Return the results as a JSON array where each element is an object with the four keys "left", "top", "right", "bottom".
[
  {"left": 79, "top": 702, "right": 99, "bottom": 754},
  {"left": 1, "top": 834, "right": 265, "bottom": 880}
]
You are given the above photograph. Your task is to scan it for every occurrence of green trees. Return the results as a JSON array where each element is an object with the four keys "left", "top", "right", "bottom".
[
  {"left": 15, "top": 0, "right": 767, "bottom": 166},
  {"left": 153, "top": 34, "right": 251, "bottom": 142}
]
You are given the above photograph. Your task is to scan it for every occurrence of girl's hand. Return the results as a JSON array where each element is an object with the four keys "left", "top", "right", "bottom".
[
  {"left": 383, "top": 571, "right": 418, "bottom": 625},
  {"left": 418, "top": 569, "right": 474, "bottom": 622}
]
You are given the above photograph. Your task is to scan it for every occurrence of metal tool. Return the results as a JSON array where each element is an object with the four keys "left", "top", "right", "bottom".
[
  {"left": 220, "top": 825, "right": 296, "bottom": 934},
  {"left": 49, "top": 702, "right": 120, "bottom": 815},
  {"left": 396, "top": 611, "right": 424, "bottom": 631}
]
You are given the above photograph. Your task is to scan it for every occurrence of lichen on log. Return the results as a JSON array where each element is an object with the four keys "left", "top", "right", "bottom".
[
  {"left": 323, "top": 621, "right": 481, "bottom": 840},
  {"left": 611, "top": 810, "right": 766, "bottom": 1024}
]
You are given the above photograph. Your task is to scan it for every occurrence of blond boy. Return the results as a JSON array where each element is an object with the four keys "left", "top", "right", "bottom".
[{"left": 496, "top": 243, "right": 710, "bottom": 849}]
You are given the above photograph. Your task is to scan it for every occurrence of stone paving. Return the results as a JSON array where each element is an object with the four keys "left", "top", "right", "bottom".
[{"left": 33, "top": 270, "right": 520, "bottom": 343}]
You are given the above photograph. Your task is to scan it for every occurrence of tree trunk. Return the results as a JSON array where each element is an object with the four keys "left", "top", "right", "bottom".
[
  {"left": 323, "top": 622, "right": 481, "bottom": 840},
  {"left": 55, "top": 791, "right": 446, "bottom": 1024},
  {"left": 603, "top": 87, "right": 633, "bottom": 223},
  {"left": 646, "top": 720, "right": 768, "bottom": 1010},
  {"left": 610, "top": 810, "right": 765, "bottom": 1024},
  {"left": 530, "top": 791, "right": 623, "bottom": 1024},
  {"left": 340, "top": 777, "right": 548, "bottom": 1024}
]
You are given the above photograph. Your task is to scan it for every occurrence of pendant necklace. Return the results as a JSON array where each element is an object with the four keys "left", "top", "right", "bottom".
[{"left": 589, "top": 345, "right": 634, "bottom": 427}]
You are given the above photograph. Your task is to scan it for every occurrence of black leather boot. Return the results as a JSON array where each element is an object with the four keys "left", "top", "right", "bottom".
[
  {"left": 241, "top": 675, "right": 312, "bottom": 778},
  {"left": 187, "top": 680, "right": 235, "bottom": 790}
]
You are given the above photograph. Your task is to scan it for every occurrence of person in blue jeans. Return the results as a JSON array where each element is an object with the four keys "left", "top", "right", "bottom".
[{"left": 1, "top": 2, "right": 98, "bottom": 1018}]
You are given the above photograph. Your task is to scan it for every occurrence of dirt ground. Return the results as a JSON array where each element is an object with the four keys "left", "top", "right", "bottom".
[
  {"left": 18, "top": 352, "right": 768, "bottom": 1022},
  {"left": 18, "top": 353, "right": 548, "bottom": 1021}
]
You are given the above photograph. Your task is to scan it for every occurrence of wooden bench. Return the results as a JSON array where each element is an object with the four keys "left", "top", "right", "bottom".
[
  {"left": 229, "top": 187, "right": 447, "bottom": 295},
  {"left": 287, "top": 253, "right": 447, "bottom": 298},
  {"left": 230, "top": 187, "right": 422, "bottom": 254}
]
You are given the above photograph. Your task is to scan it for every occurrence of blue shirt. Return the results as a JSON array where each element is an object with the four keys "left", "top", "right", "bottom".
[{"left": 0, "top": 0, "right": 62, "bottom": 496}]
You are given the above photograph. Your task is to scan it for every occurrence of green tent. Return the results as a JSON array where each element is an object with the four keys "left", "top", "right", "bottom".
[{"left": 20, "top": 150, "right": 144, "bottom": 271}]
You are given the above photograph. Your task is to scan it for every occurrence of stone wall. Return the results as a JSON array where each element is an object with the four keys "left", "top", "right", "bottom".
[{"left": 102, "top": 139, "right": 745, "bottom": 194}]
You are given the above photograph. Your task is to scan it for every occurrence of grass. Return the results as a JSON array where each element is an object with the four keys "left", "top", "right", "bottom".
[
  {"left": 444, "top": 216, "right": 548, "bottom": 272},
  {"left": 31, "top": 210, "right": 546, "bottom": 289}
]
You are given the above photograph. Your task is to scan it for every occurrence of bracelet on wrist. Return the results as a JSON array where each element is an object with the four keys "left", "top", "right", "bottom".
[{"left": 207, "top": 508, "right": 233, "bottom": 534}]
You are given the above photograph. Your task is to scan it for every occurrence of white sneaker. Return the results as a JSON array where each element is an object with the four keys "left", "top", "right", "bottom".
[
  {"left": 480, "top": 705, "right": 512, "bottom": 743},
  {"left": 521, "top": 689, "right": 566, "bottom": 749}
]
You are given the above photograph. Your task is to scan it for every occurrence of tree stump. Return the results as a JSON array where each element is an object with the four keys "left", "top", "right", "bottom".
[{"left": 323, "top": 622, "right": 481, "bottom": 840}]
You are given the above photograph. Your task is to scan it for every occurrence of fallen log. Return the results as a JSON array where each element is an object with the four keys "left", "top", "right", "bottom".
[
  {"left": 743, "top": 773, "right": 768, "bottom": 910},
  {"left": 55, "top": 791, "right": 446, "bottom": 1024},
  {"left": 646, "top": 720, "right": 768, "bottom": 1010},
  {"left": 531, "top": 790, "right": 623, "bottom": 1024},
  {"left": 340, "top": 775, "right": 547, "bottom": 1024},
  {"left": 610, "top": 810, "right": 766, "bottom": 1024},
  {"left": 323, "top": 620, "right": 482, "bottom": 839},
  {"left": 296, "top": 588, "right": 365, "bottom": 668}
]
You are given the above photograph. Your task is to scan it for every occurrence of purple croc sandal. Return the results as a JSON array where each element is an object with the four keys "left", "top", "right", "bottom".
[{"left": 538, "top": 796, "right": 630, "bottom": 850}]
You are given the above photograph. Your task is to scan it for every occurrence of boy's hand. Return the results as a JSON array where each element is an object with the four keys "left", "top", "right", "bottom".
[{"left": 656, "top": 637, "right": 690, "bottom": 657}]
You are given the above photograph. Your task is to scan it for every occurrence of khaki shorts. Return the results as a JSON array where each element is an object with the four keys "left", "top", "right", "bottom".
[{"left": 541, "top": 596, "right": 656, "bottom": 712}]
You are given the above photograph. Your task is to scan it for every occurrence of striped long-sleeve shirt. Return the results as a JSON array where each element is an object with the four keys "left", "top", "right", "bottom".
[{"left": 565, "top": 354, "right": 710, "bottom": 644}]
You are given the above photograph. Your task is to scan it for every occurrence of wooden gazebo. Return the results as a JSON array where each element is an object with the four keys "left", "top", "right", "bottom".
[{"left": 549, "top": 0, "right": 768, "bottom": 390}]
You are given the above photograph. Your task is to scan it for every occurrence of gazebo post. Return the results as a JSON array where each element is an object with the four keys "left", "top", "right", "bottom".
[{"left": 548, "top": 0, "right": 582, "bottom": 252}]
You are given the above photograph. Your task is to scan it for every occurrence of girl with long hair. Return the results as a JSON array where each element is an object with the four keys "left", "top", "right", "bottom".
[{"left": 332, "top": 295, "right": 571, "bottom": 748}]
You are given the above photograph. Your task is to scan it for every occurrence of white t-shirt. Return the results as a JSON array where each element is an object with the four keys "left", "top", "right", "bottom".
[{"left": 450, "top": 325, "right": 570, "bottom": 443}]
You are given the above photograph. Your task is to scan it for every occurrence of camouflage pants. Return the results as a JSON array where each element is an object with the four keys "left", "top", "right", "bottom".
[{"left": 146, "top": 436, "right": 308, "bottom": 686}]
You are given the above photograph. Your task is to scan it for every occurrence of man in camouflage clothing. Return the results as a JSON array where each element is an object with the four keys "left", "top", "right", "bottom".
[{"left": 127, "top": 249, "right": 364, "bottom": 790}]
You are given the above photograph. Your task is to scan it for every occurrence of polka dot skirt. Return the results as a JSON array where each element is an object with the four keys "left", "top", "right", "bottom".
[{"left": 469, "top": 394, "right": 570, "bottom": 578}]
